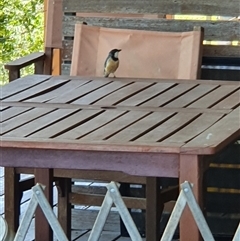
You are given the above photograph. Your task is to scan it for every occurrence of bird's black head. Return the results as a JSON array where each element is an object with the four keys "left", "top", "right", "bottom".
[{"left": 109, "top": 49, "right": 121, "bottom": 59}]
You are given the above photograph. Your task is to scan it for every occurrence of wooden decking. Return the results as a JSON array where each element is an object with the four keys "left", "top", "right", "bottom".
[
  {"left": 0, "top": 166, "right": 237, "bottom": 241},
  {"left": 1, "top": 167, "right": 152, "bottom": 241}
]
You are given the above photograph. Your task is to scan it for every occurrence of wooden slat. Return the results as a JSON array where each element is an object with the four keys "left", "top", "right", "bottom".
[
  {"left": 45, "top": 0, "right": 62, "bottom": 48},
  {"left": 63, "top": 0, "right": 240, "bottom": 16},
  {"left": 0, "top": 106, "right": 8, "bottom": 111},
  {"left": 212, "top": 91, "right": 240, "bottom": 109},
  {"left": 135, "top": 112, "right": 199, "bottom": 142},
  {"left": 1, "top": 108, "right": 55, "bottom": 135},
  {"left": 0, "top": 75, "right": 51, "bottom": 100},
  {"left": 165, "top": 84, "right": 219, "bottom": 108},
  {"left": 62, "top": 16, "right": 240, "bottom": 41},
  {"left": 4, "top": 52, "right": 45, "bottom": 70},
  {"left": 79, "top": 111, "right": 151, "bottom": 141},
  {"left": 57, "top": 109, "right": 127, "bottom": 139},
  {"left": 94, "top": 82, "right": 155, "bottom": 106},
  {"left": 0, "top": 107, "right": 32, "bottom": 122},
  {"left": 4, "top": 77, "right": 69, "bottom": 102},
  {"left": 25, "top": 79, "right": 90, "bottom": 103},
  {"left": 182, "top": 108, "right": 240, "bottom": 154},
  {"left": 140, "top": 83, "right": 197, "bottom": 107},
  {"left": 69, "top": 192, "right": 146, "bottom": 209},
  {"left": 48, "top": 79, "right": 111, "bottom": 103},
  {"left": 118, "top": 82, "right": 175, "bottom": 106},
  {"left": 1, "top": 135, "right": 184, "bottom": 153},
  {"left": 72, "top": 81, "right": 131, "bottom": 105},
  {"left": 108, "top": 111, "right": 175, "bottom": 142},
  {"left": 162, "top": 113, "right": 225, "bottom": 143},
  {"left": 188, "top": 85, "right": 239, "bottom": 108},
  {"left": 75, "top": 230, "right": 120, "bottom": 241},
  {"left": 4, "top": 108, "right": 77, "bottom": 137},
  {"left": 30, "top": 109, "right": 103, "bottom": 138},
  {"left": 63, "top": 40, "right": 240, "bottom": 61},
  {"left": 54, "top": 169, "right": 146, "bottom": 183},
  {"left": 202, "top": 68, "right": 240, "bottom": 81},
  {"left": 1, "top": 101, "right": 231, "bottom": 114},
  {"left": 202, "top": 45, "right": 240, "bottom": 58}
]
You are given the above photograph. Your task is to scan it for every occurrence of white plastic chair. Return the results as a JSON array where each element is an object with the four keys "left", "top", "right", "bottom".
[{"left": 0, "top": 216, "right": 14, "bottom": 241}]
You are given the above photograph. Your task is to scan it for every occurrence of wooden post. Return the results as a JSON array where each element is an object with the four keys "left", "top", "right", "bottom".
[
  {"left": 179, "top": 154, "right": 204, "bottom": 241},
  {"left": 56, "top": 178, "right": 72, "bottom": 239},
  {"left": 146, "top": 177, "right": 162, "bottom": 241},
  {"left": 4, "top": 168, "right": 20, "bottom": 233},
  {"left": 34, "top": 168, "right": 53, "bottom": 241}
]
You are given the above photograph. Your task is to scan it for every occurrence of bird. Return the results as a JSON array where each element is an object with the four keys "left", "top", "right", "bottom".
[{"left": 104, "top": 49, "right": 121, "bottom": 78}]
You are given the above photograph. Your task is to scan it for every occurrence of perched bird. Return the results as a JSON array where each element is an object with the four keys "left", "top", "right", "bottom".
[{"left": 104, "top": 49, "right": 121, "bottom": 77}]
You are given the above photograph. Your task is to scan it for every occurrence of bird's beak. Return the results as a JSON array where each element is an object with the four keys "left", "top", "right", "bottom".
[{"left": 118, "top": 49, "right": 122, "bottom": 52}]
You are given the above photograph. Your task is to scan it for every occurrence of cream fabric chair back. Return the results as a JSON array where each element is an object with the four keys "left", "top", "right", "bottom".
[{"left": 71, "top": 23, "right": 204, "bottom": 79}]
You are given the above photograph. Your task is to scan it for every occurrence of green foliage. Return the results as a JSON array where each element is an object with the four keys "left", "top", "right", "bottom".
[{"left": 0, "top": 0, "right": 44, "bottom": 84}]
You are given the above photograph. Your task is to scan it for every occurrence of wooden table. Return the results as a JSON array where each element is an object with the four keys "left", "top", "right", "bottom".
[{"left": 1, "top": 75, "right": 240, "bottom": 241}]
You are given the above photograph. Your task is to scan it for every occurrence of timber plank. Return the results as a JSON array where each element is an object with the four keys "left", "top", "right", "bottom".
[
  {"left": 80, "top": 111, "right": 151, "bottom": 141},
  {"left": 202, "top": 45, "right": 240, "bottom": 58},
  {"left": 162, "top": 113, "right": 225, "bottom": 143},
  {"left": 63, "top": 40, "right": 240, "bottom": 61},
  {"left": 165, "top": 84, "right": 219, "bottom": 108},
  {"left": 108, "top": 111, "right": 175, "bottom": 142},
  {"left": 72, "top": 209, "right": 121, "bottom": 231},
  {"left": 94, "top": 82, "right": 153, "bottom": 106},
  {"left": 76, "top": 231, "right": 120, "bottom": 240},
  {"left": 136, "top": 112, "right": 199, "bottom": 142},
  {"left": 0, "top": 106, "right": 32, "bottom": 122},
  {"left": 0, "top": 75, "right": 51, "bottom": 100},
  {"left": 3, "top": 77, "right": 69, "bottom": 102},
  {"left": 141, "top": 83, "right": 197, "bottom": 107},
  {"left": 58, "top": 109, "right": 126, "bottom": 139},
  {"left": 4, "top": 108, "right": 77, "bottom": 137},
  {"left": 118, "top": 82, "right": 175, "bottom": 106},
  {"left": 0, "top": 106, "right": 8, "bottom": 111},
  {"left": 48, "top": 79, "right": 111, "bottom": 103},
  {"left": 0, "top": 101, "right": 232, "bottom": 114},
  {"left": 72, "top": 81, "right": 131, "bottom": 105},
  {"left": 212, "top": 90, "right": 240, "bottom": 109},
  {"left": 182, "top": 107, "right": 240, "bottom": 154},
  {"left": 63, "top": 16, "right": 240, "bottom": 41},
  {"left": 188, "top": 85, "right": 240, "bottom": 108},
  {"left": 25, "top": 79, "right": 90, "bottom": 103},
  {"left": 54, "top": 169, "right": 146, "bottom": 184},
  {"left": 30, "top": 109, "right": 103, "bottom": 138},
  {"left": 0, "top": 108, "right": 55, "bottom": 135},
  {"left": 63, "top": 0, "right": 240, "bottom": 16}
]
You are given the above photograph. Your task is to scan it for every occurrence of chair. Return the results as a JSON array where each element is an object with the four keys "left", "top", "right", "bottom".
[
  {"left": 71, "top": 23, "right": 203, "bottom": 79},
  {"left": 0, "top": 216, "right": 14, "bottom": 241},
  {"left": 54, "top": 22, "right": 204, "bottom": 240}
]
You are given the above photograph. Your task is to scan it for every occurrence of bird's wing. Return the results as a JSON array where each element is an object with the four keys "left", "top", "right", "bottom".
[{"left": 104, "top": 55, "right": 109, "bottom": 69}]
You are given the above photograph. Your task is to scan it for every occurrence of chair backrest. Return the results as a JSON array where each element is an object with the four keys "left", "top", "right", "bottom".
[
  {"left": 70, "top": 23, "right": 203, "bottom": 79},
  {"left": 44, "top": 0, "right": 240, "bottom": 80}
]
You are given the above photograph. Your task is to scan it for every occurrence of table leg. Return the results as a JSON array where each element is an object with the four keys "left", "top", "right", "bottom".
[
  {"left": 56, "top": 177, "right": 72, "bottom": 239},
  {"left": 146, "top": 177, "right": 162, "bottom": 241},
  {"left": 179, "top": 154, "right": 204, "bottom": 241},
  {"left": 34, "top": 168, "right": 53, "bottom": 241},
  {"left": 4, "top": 167, "right": 20, "bottom": 233}
]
